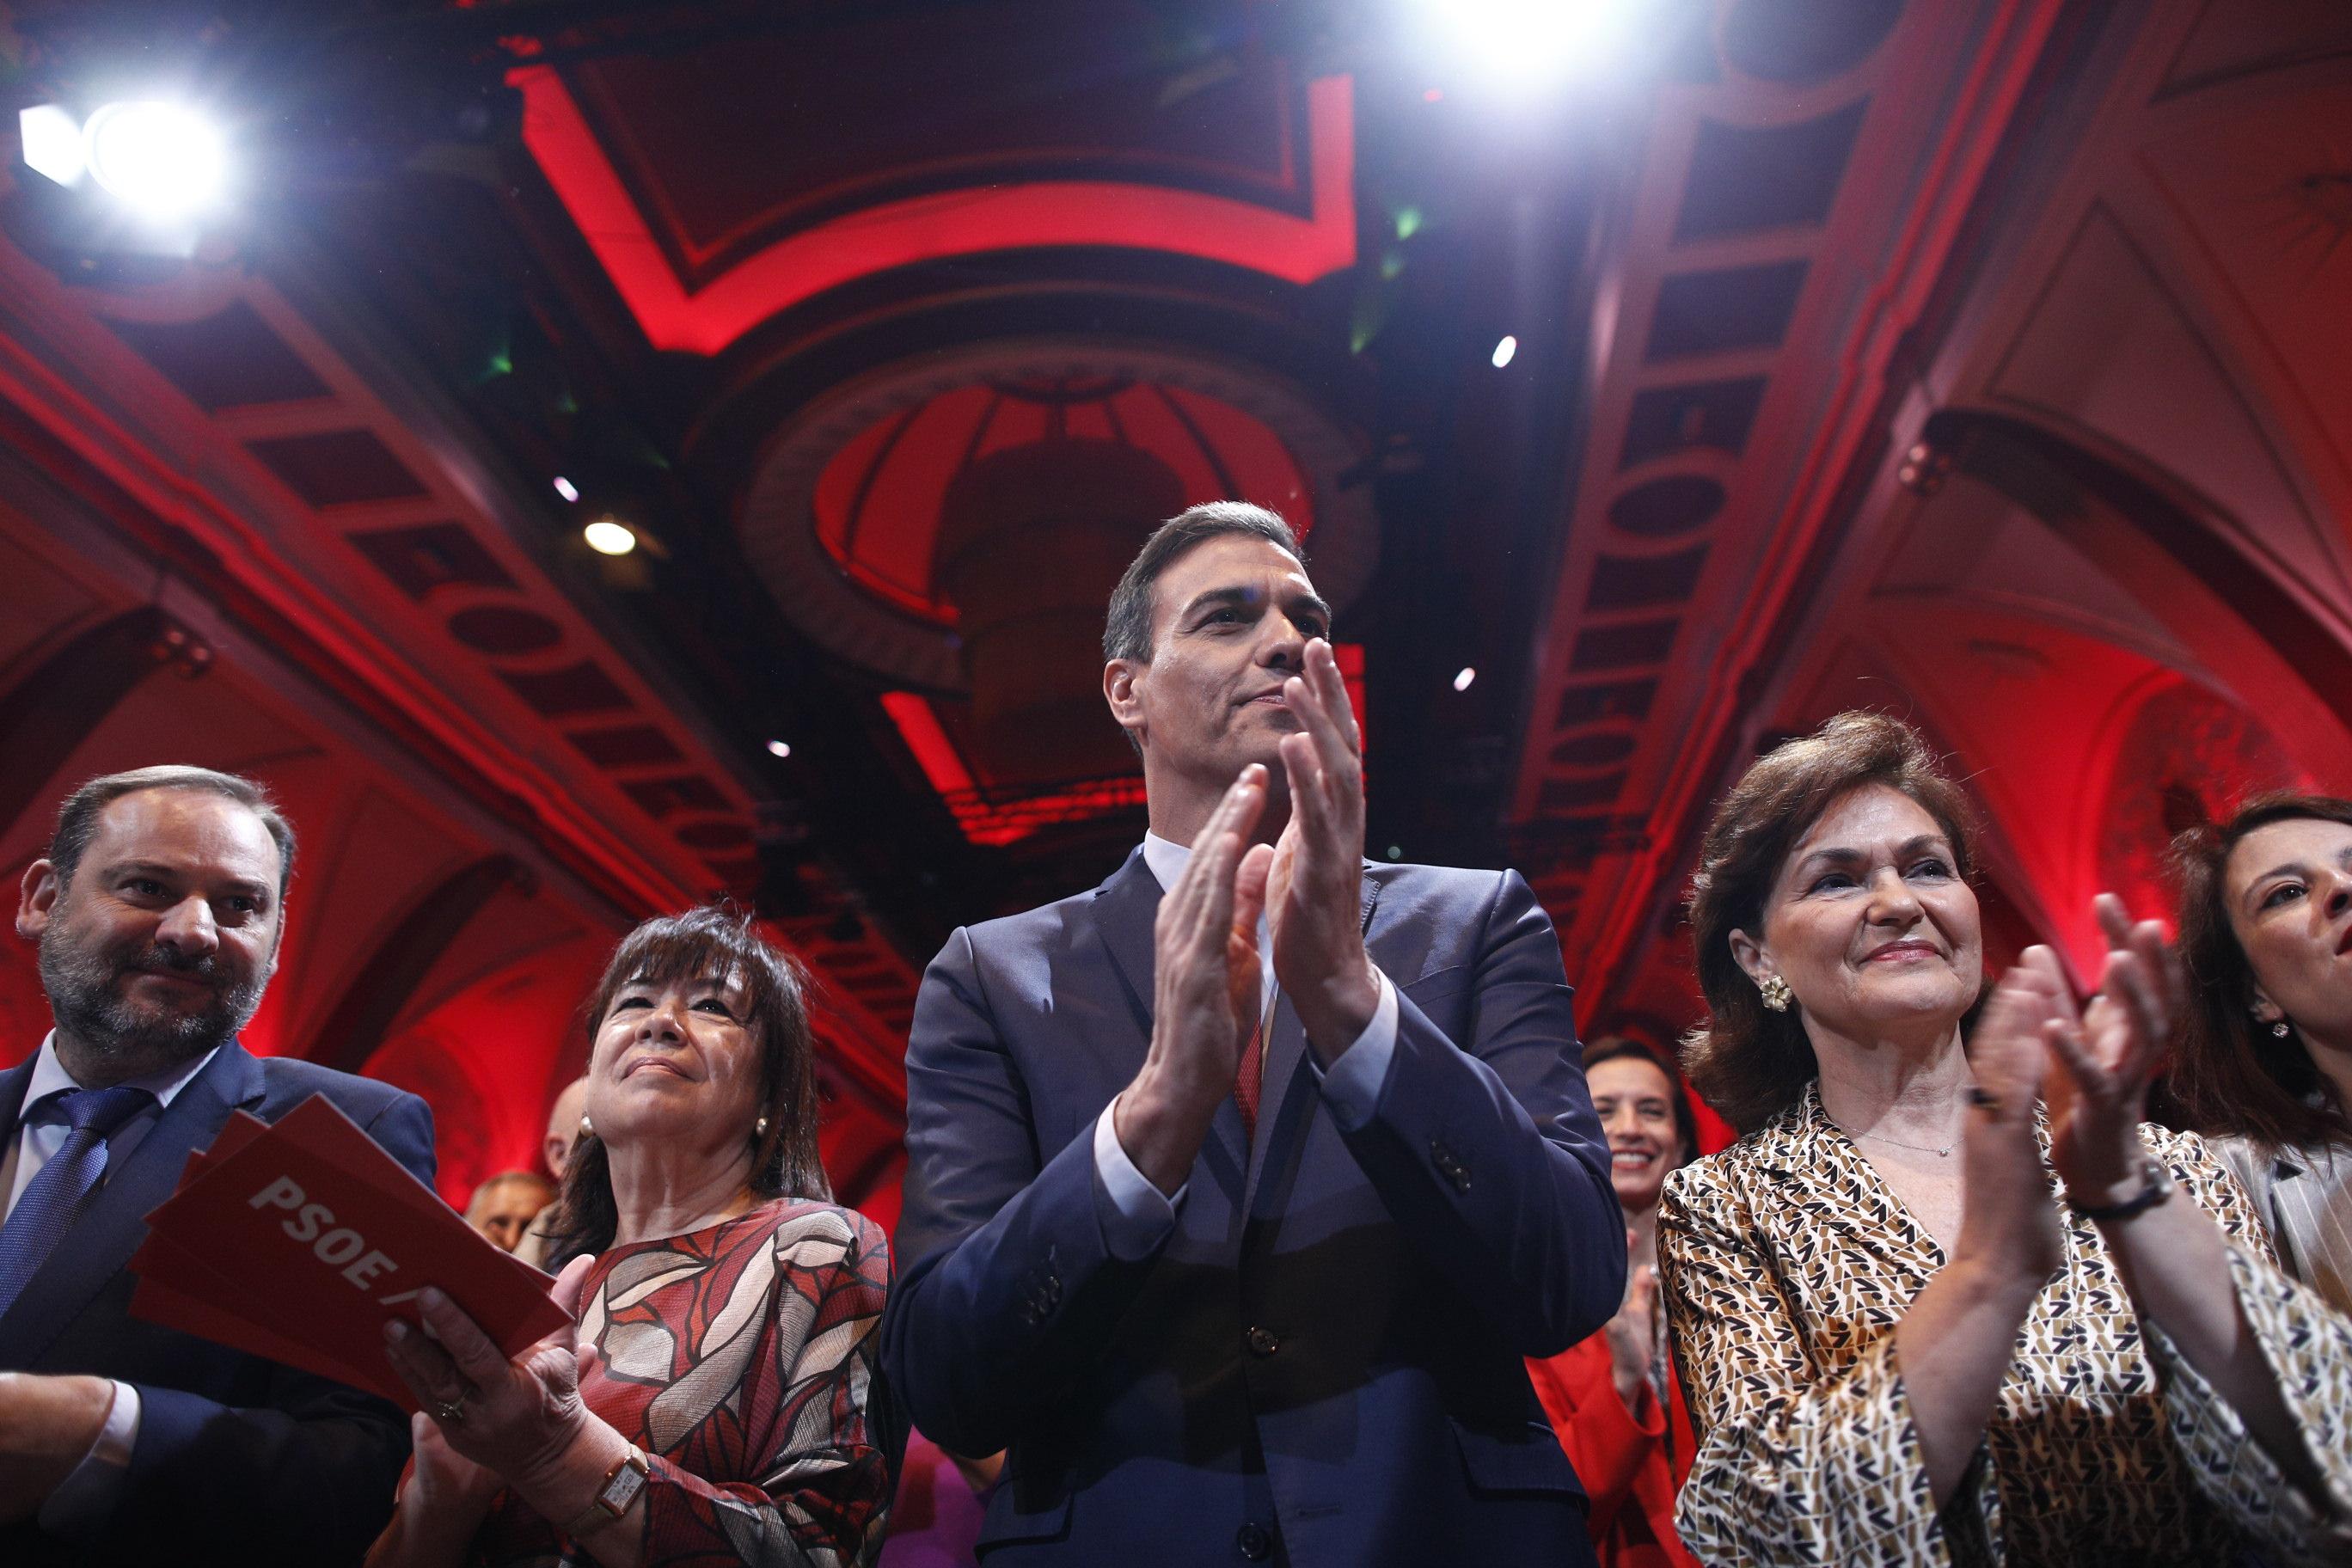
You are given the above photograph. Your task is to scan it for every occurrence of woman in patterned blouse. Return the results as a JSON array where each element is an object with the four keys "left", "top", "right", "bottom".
[
  {"left": 1657, "top": 713, "right": 2352, "bottom": 1566},
  {"left": 2167, "top": 793, "right": 2352, "bottom": 1314},
  {"left": 369, "top": 908, "right": 897, "bottom": 1568}
]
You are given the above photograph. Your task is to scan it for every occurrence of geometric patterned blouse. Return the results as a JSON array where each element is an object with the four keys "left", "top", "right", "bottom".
[
  {"left": 467, "top": 1197, "right": 896, "bottom": 1567},
  {"left": 1658, "top": 1083, "right": 2352, "bottom": 1567}
]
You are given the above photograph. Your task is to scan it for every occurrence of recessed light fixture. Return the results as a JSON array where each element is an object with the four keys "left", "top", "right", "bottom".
[
  {"left": 1420, "top": 0, "right": 1643, "bottom": 92},
  {"left": 583, "top": 518, "right": 637, "bottom": 556},
  {"left": 23, "top": 101, "right": 229, "bottom": 219},
  {"left": 766, "top": 739, "right": 792, "bottom": 759},
  {"left": 1491, "top": 335, "right": 1517, "bottom": 369},
  {"left": 553, "top": 476, "right": 579, "bottom": 502},
  {"left": 1454, "top": 666, "right": 1477, "bottom": 691}
]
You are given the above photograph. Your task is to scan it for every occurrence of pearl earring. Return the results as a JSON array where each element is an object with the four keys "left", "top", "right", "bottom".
[
  {"left": 579, "top": 1112, "right": 595, "bottom": 1138},
  {"left": 754, "top": 1113, "right": 770, "bottom": 1139}
]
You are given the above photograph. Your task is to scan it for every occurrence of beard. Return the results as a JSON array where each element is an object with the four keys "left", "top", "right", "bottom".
[{"left": 38, "top": 924, "right": 269, "bottom": 1069}]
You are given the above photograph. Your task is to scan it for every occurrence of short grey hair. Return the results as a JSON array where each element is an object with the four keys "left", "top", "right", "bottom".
[
  {"left": 1102, "top": 501, "right": 1304, "bottom": 666},
  {"left": 46, "top": 765, "right": 297, "bottom": 904}
]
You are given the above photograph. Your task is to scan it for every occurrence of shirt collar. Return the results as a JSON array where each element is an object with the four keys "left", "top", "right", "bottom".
[
  {"left": 23, "top": 1031, "right": 221, "bottom": 1118},
  {"left": 1140, "top": 831, "right": 1190, "bottom": 892}
]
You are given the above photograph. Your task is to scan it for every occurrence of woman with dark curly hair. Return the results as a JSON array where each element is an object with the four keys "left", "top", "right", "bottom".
[
  {"left": 2167, "top": 793, "right": 2352, "bottom": 1313},
  {"left": 1657, "top": 711, "right": 2352, "bottom": 1566},
  {"left": 367, "top": 908, "right": 897, "bottom": 1568}
]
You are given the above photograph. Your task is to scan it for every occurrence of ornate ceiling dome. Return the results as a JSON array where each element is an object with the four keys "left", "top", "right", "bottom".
[{"left": 741, "top": 337, "right": 1375, "bottom": 782}]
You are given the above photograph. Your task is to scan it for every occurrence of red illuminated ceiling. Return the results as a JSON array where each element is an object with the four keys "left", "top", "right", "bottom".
[
  {"left": 510, "top": 62, "right": 1356, "bottom": 355},
  {"left": 816, "top": 375, "right": 1315, "bottom": 622}
]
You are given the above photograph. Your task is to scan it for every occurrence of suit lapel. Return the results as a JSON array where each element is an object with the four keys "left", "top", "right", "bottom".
[
  {"left": 1091, "top": 849, "right": 1162, "bottom": 1034},
  {"left": 0, "top": 1042, "right": 263, "bottom": 1367},
  {"left": 1093, "top": 848, "right": 1253, "bottom": 1186},
  {"left": 1243, "top": 866, "right": 1384, "bottom": 1212},
  {"left": 0, "top": 1056, "right": 34, "bottom": 1151}
]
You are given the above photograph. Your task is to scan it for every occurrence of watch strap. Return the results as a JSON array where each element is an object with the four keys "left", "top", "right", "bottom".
[
  {"left": 561, "top": 1442, "right": 650, "bottom": 1538},
  {"left": 2068, "top": 1157, "right": 2172, "bottom": 1222}
]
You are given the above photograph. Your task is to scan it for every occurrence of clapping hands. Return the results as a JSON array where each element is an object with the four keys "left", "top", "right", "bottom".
[
  {"left": 1967, "top": 894, "right": 2184, "bottom": 1225},
  {"left": 1266, "top": 640, "right": 1380, "bottom": 1059},
  {"left": 2014, "top": 895, "right": 2186, "bottom": 1204}
]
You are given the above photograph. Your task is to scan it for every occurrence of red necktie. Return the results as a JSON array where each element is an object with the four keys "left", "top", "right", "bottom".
[{"left": 1234, "top": 1002, "right": 1271, "bottom": 1140}]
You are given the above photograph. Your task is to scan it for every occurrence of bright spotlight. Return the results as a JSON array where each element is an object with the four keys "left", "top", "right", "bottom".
[
  {"left": 583, "top": 519, "right": 637, "bottom": 556},
  {"left": 766, "top": 739, "right": 793, "bottom": 759},
  {"left": 83, "top": 102, "right": 226, "bottom": 219},
  {"left": 20, "top": 106, "right": 86, "bottom": 187},
  {"left": 1453, "top": 666, "right": 1478, "bottom": 692},
  {"left": 1491, "top": 335, "right": 1518, "bottom": 369},
  {"left": 1425, "top": 0, "right": 1638, "bottom": 89},
  {"left": 552, "top": 476, "right": 579, "bottom": 502}
]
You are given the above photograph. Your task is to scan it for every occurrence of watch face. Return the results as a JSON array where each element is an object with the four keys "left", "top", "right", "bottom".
[{"left": 603, "top": 1461, "right": 648, "bottom": 1515}]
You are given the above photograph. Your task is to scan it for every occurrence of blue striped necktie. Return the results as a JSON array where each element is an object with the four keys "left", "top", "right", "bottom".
[{"left": 0, "top": 1085, "right": 155, "bottom": 1317}]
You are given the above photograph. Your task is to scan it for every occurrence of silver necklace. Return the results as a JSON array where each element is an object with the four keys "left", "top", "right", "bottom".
[
  {"left": 1829, "top": 1114, "right": 1954, "bottom": 1158},
  {"left": 1858, "top": 1129, "right": 1953, "bottom": 1158}
]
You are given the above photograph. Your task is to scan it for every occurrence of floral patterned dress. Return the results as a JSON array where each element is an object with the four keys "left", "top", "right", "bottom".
[
  {"left": 1658, "top": 1083, "right": 2352, "bottom": 1567},
  {"left": 469, "top": 1197, "right": 895, "bottom": 1567}
]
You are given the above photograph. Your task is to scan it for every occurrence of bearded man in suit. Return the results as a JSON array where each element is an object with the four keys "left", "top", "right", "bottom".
[
  {"left": 884, "top": 503, "right": 1621, "bottom": 1566},
  {"left": 0, "top": 765, "right": 433, "bottom": 1566}
]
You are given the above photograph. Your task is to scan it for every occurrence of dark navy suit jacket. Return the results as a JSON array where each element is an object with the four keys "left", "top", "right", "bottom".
[
  {"left": 883, "top": 851, "right": 1623, "bottom": 1567},
  {"left": 0, "top": 1039, "right": 434, "bottom": 1567}
]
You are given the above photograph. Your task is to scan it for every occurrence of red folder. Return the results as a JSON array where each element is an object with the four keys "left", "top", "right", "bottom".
[{"left": 128, "top": 1093, "right": 570, "bottom": 1409}]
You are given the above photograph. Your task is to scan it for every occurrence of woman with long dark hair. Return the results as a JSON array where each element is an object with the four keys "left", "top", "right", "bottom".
[
  {"left": 2168, "top": 793, "right": 2352, "bottom": 1313},
  {"left": 368, "top": 908, "right": 897, "bottom": 1568}
]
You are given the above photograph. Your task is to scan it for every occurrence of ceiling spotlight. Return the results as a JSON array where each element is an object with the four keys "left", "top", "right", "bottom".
[
  {"left": 19, "top": 105, "right": 86, "bottom": 187},
  {"left": 552, "top": 476, "right": 579, "bottom": 502},
  {"left": 1424, "top": 0, "right": 1639, "bottom": 90},
  {"left": 1453, "top": 666, "right": 1478, "bottom": 692},
  {"left": 766, "top": 739, "right": 793, "bottom": 759},
  {"left": 1491, "top": 335, "right": 1518, "bottom": 369},
  {"left": 583, "top": 518, "right": 637, "bottom": 555},
  {"left": 83, "top": 101, "right": 227, "bottom": 219}
]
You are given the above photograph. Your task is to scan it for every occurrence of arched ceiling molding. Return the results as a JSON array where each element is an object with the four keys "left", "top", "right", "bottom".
[
  {"left": 2076, "top": 667, "right": 2306, "bottom": 951},
  {"left": 0, "top": 607, "right": 189, "bottom": 839},
  {"left": 1930, "top": 407, "right": 2352, "bottom": 785},
  {"left": 308, "top": 854, "right": 530, "bottom": 1075},
  {"left": 509, "top": 66, "right": 1357, "bottom": 358},
  {"left": 1982, "top": 200, "right": 2352, "bottom": 613}
]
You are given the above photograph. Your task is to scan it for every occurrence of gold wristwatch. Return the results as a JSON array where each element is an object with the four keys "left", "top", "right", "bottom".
[{"left": 563, "top": 1443, "right": 650, "bottom": 1537}]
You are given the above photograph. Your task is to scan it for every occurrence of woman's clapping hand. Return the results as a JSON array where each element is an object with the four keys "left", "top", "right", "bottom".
[
  {"left": 1954, "top": 963, "right": 2065, "bottom": 1285},
  {"left": 2007, "top": 897, "right": 2185, "bottom": 1205}
]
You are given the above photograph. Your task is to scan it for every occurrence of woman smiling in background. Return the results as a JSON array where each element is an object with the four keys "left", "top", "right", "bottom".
[{"left": 1525, "top": 1037, "right": 1702, "bottom": 1568}]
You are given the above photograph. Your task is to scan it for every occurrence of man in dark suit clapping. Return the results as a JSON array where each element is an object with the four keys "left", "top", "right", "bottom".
[
  {"left": 0, "top": 766, "right": 432, "bottom": 1566},
  {"left": 884, "top": 504, "right": 1622, "bottom": 1567}
]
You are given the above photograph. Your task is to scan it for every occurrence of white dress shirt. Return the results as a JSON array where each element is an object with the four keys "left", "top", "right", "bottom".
[
  {"left": 2, "top": 1032, "right": 220, "bottom": 1535},
  {"left": 1092, "top": 834, "right": 1398, "bottom": 1259}
]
